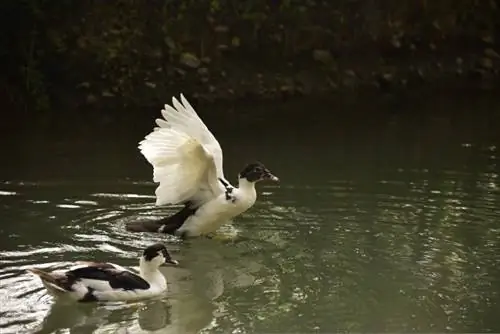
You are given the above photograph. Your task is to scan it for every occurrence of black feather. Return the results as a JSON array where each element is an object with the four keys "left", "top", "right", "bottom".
[
  {"left": 79, "top": 287, "right": 98, "bottom": 302},
  {"left": 143, "top": 243, "right": 166, "bottom": 261},
  {"left": 125, "top": 204, "right": 196, "bottom": 235},
  {"left": 157, "top": 205, "right": 196, "bottom": 234},
  {"left": 239, "top": 162, "right": 268, "bottom": 182},
  {"left": 67, "top": 266, "right": 150, "bottom": 290}
]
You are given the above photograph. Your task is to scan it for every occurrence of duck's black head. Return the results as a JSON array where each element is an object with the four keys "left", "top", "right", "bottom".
[
  {"left": 142, "top": 243, "right": 178, "bottom": 266},
  {"left": 238, "top": 162, "right": 279, "bottom": 183}
]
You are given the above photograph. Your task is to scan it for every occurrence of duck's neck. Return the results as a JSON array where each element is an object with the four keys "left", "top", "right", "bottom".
[
  {"left": 237, "top": 178, "right": 257, "bottom": 202},
  {"left": 238, "top": 178, "right": 256, "bottom": 191},
  {"left": 139, "top": 259, "right": 166, "bottom": 288}
]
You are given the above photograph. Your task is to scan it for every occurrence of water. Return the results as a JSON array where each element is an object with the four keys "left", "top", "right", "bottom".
[{"left": 2, "top": 94, "right": 500, "bottom": 333}]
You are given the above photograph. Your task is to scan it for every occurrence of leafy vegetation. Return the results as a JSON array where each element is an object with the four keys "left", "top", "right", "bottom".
[{"left": 2, "top": 0, "right": 499, "bottom": 112}]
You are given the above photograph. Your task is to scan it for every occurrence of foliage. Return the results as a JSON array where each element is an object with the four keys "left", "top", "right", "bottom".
[{"left": 1, "top": 0, "right": 499, "bottom": 113}]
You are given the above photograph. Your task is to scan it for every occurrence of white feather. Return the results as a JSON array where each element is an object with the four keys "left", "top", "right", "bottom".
[
  {"left": 78, "top": 278, "right": 114, "bottom": 291},
  {"left": 177, "top": 180, "right": 258, "bottom": 237},
  {"left": 139, "top": 94, "right": 226, "bottom": 207},
  {"left": 158, "top": 95, "right": 225, "bottom": 177}
]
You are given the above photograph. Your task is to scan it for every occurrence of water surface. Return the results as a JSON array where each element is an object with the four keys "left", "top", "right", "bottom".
[{"left": 1, "top": 94, "right": 500, "bottom": 333}]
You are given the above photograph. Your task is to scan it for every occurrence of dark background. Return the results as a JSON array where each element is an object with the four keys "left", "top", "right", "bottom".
[{"left": 1, "top": 1, "right": 499, "bottom": 132}]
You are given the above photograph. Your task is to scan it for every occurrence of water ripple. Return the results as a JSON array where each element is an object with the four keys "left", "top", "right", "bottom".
[{"left": 0, "top": 170, "right": 499, "bottom": 333}]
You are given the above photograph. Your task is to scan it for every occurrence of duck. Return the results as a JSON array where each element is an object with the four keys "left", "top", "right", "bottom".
[
  {"left": 125, "top": 94, "right": 279, "bottom": 238},
  {"left": 27, "top": 243, "right": 178, "bottom": 302}
]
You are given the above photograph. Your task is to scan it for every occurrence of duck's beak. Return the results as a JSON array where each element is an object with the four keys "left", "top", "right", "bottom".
[
  {"left": 163, "top": 259, "right": 179, "bottom": 266},
  {"left": 263, "top": 171, "right": 279, "bottom": 182}
]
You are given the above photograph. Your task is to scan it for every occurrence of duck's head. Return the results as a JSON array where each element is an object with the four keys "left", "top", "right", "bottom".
[
  {"left": 239, "top": 162, "right": 279, "bottom": 183},
  {"left": 142, "top": 243, "right": 179, "bottom": 268}
]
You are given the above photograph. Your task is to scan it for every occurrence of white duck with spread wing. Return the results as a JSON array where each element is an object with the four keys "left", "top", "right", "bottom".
[{"left": 126, "top": 94, "right": 279, "bottom": 238}]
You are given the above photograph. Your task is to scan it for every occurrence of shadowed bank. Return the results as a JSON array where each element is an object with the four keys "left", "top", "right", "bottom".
[{"left": 1, "top": 0, "right": 499, "bottom": 121}]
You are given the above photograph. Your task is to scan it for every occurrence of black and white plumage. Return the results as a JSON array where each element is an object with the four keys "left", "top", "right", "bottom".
[
  {"left": 125, "top": 94, "right": 279, "bottom": 238},
  {"left": 27, "top": 243, "right": 178, "bottom": 303}
]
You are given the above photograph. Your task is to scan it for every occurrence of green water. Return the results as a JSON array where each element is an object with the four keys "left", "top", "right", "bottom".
[{"left": 1, "top": 95, "right": 500, "bottom": 333}]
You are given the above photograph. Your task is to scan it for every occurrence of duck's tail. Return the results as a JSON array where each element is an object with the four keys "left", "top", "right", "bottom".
[
  {"left": 27, "top": 268, "right": 68, "bottom": 293},
  {"left": 125, "top": 205, "right": 196, "bottom": 236}
]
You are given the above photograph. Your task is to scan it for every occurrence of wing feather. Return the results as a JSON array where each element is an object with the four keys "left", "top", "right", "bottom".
[
  {"left": 139, "top": 104, "right": 225, "bottom": 206},
  {"left": 156, "top": 94, "right": 226, "bottom": 180},
  {"left": 68, "top": 266, "right": 150, "bottom": 291}
]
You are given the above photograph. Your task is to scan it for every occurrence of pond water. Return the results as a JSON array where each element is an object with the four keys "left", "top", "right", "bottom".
[{"left": 1, "top": 93, "right": 500, "bottom": 333}]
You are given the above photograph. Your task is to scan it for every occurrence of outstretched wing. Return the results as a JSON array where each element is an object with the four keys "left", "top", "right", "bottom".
[
  {"left": 139, "top": 100, "right": 225, "bottom": 206},
  {"left": 155, "top": 94, "right": 226, "bottom": 181}
]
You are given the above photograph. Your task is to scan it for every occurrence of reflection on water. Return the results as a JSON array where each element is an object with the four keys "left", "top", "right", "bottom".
[{"left": 2, "top": 96, "right": 500, "bottom": 333}]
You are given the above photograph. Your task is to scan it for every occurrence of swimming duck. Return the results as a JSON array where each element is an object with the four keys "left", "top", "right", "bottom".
[
  {"left": 27, "top": 243, "right": 178, "bottom": 302},
  {"left": 125, "top": 94, "right": 279, "bottom": 238}
]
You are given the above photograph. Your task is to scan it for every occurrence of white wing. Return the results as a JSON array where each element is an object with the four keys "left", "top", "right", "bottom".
[
  {"left": 154, "top": 94, "right": 226, "bottom": 181},
  {"left": 139, "top": 107, "right": 225, "bottom": 206}
]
